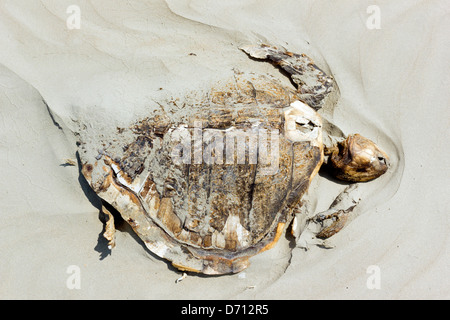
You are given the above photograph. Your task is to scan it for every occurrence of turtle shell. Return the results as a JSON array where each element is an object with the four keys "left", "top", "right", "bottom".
[{"left": 80, "top": 73, "right": 325, "bottom": 274}]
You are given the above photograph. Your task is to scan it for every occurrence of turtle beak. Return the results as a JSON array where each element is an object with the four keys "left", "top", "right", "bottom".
[{"left": 372, "top": 151, "right": 390, "bottom": 176}]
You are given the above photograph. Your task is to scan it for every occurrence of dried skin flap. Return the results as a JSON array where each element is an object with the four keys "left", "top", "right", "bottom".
[{"left": 240, "top": 44, "right": 335, "bottom": 110}]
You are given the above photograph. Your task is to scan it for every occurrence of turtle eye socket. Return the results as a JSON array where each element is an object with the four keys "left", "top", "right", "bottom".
[{"left": 377, "top": 156, "right": 387, "bottom": 165}]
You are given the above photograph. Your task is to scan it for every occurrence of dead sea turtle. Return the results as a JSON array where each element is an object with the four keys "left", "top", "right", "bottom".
[{"left": 79, "top": 44, "right": 389, "bottom": 275}]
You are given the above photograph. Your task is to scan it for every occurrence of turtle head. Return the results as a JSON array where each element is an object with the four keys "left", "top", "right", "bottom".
[{"left": 326, "top": 134, "right": 389, "bottom": 182}]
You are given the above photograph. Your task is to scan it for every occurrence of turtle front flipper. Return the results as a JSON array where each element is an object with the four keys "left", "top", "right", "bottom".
[
  {"left": 240, "top": 44, "right": 336, "bottom": 110},
  {"left": 314, "top": 206, "right": 354, "bottom": 240},
  {"left": 294, "top": 185, "right": 361, "bottom": 248}
]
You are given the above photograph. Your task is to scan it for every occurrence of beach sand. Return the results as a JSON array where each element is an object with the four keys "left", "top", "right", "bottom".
[{"left": 0, "top": 0, "right": 448, "bottom": 299}]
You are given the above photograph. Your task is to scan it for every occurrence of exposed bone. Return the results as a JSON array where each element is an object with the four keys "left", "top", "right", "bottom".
[
  {"left": 175, "top": 272, "right": 187, "bottom": 283},
  {"left": 284, "top": 100, "right": 322, "bottom": 146}
]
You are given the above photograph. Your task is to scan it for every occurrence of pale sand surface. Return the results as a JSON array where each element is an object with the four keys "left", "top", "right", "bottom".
[{"left": 0, "top": 0, "right": 448, "bottom": 299}]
